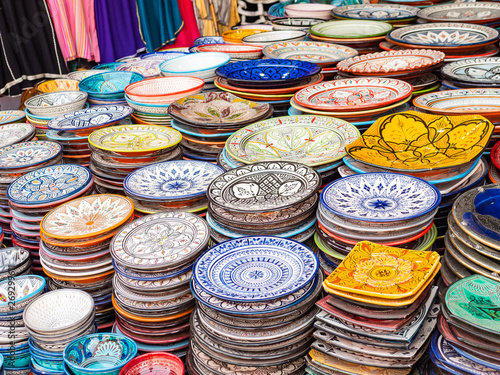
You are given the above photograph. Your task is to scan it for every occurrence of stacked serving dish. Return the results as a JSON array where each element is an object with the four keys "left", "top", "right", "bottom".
[
  {"left": 78, "top": 72, "right": 143, "bottom": 107},
  {"left": 0, "top": 247, "right": 31, "bottom": 280}
]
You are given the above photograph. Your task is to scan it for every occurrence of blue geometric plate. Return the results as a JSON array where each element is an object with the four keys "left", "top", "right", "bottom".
[
  {"left": 0, "top": 141, "right": 62, "bottom": 169},
  {"left": 47, "top": 106, "right": 133, "bottom": 131},
  {"left": 193, "top": 236, "right": 319, "bottom": 302},
  {"left": 123, "top": 160, "right": 224, "bottom": 201},
  {"left": 7, "top": 164, "right": 91, "bottom": 206},
  {"left": 321, "top": 172, "right": 441, "bottom": 222},
  {"left": 332, "top": 4, "right": 418, "bottom": 21}
]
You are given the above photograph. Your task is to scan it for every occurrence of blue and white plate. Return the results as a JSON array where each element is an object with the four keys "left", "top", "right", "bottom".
[
  {"left": 0, "top": 141, "right": 62, "bottom": 170},
  {"left": 321, "top": 172, "right": 441, "bottom": 222},
  {"left": 7, "top": 164, "right": 91, "bottom": 206},
  {"left": 123, "top": 160, "right": 224, "bottom": 201},
  {"left": 47, "top": 106, "right": 133, "bottom": 131},
  {"left": 193, "top": 236, "right": 318, "bottom": 302}
]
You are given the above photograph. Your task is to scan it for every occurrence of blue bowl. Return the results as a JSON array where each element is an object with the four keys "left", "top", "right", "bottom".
[
  {"left": 31, "top": 356, "right": 63, "bottom": 372},
  {"left": 30, "top": 362, "right": 64, "bottom": 375},
  {"left": 193, "top": 36, "right": 224, "bottom": 46},
  {"left": 0, "top": 343, "right": 29, "bottom": 354},
  {"left": 3, "top": 350, "right": 30, "bottom": 369},
  {"left": 28, "top": 339, "right": 62, "bottom": 359},
  {"left": 92, "top": 63, "right": 125, "bottom": 71},
  {"left": 79, "top": 72, "right": 144, "bottom": 99},
  {"left": 63, "top": 334, "right": 137, "bottom": 375}
]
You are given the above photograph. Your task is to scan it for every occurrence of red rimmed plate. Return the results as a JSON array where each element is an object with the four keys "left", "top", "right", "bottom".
[
  {"left": 492, "top": 140, "right": 500, "bottom": 170},
  {"left": 119, "top": 352, "right": 185, "bottom": 375}
]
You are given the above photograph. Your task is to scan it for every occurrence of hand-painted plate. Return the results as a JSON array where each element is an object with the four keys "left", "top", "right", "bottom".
[
  {"left": 294, "top": 78, "right": 412, "bottom": 111},
  {"left": 7, "top": 164, "right": 91, "bottom": 206},
  {"left": 320, "top": 172, "right": 441, "bottom": 222},
  {"left": 0, "top": 123, "right": 34, "bottom": 148},
  {"left": 333, "top": 4, "right": 418, "bottom": 21},
  {"left": 116, "top": 60, "right": 163, "bottom": 78},
  {"left": 123, "top": 160, "right": 224, "bottom": 201},
  {"left": 225, "top": 115, "right": 359, "bottom": 167},
  {"left": 47, "top": 106, "right": 133, "bottom": 131},
  {"left": 0, "top": 141, "right": 62, "bottom": 169},
  {"left": 110, "top": 212, "right": 209, "bottom": 270},
  {"left": 193, "top": 236, "right": 318, "bottom": 302},
  {"left": 0, "top": 110, "right": 26, "bottom": 125},
  {"left": 418, "top": 2, "right": 500, "bottom": 23},
  {"left": 310, "top": 20, "right": 394, "bottom": 39},
  {"left": 440, "top": 57, "right": 500, "bottom": 84}
]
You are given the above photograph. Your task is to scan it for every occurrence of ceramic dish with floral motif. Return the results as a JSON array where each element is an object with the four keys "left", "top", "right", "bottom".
[
  {"left": 333, "top": 4, "right": 418, "bottom": 22},
  {"left": 24, "top": 91, "right": 88, "bottom": 117},
  {"left": 418, "top": 3, "right": 500, "bottom": 24}
]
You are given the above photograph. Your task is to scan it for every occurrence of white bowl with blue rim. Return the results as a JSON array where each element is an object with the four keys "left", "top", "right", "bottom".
[
  {"left": 24, "top": 92, "right": 88, "bottom": 117},
  {"left": 0, "top": 275, "right": 46, "bottom": 313},
  {"left": 159, "top": 52, "right": 231, "bottom": 82}
]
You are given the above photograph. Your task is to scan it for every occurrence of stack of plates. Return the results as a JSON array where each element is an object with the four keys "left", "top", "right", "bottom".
[
  {"left": 0, "top": 248, "right": 31, "bottom": 281},
  {"left": 24, "top": 92, "right": 88, "bottom": 118},
  {"left": 123, "top": 160, "right": 224, "bottom": 217},
  {"left": 0, "top": 111, "right": 26, "bottom": 125},
  {"left": 0, "top": 123, "right": 35, "bottom": 149},
  {"left": 159, "top": 53, "right": 230, "bottom": 84},
  {"left": 88, "top": 124, "right": 182, "bottom": 195},
  {"left": 441, "top": 57, "right": 500, "bottom": 90},
  {"left": 109, "top": 212, "right": 209, "bottom": 356},
  {"left": 36, "top": 79, "right": 79, "bottom": 94},
  {"left": 432, "top": 275, "right": 500, "bottom": 374},
  {"left": 309, "top": 241, "right": 441, "bottom": 374},
  {"left": 23, "top": 290, "right": 96, "bottom": 375},
  {"left": 0, "top": 275, "right": 45, "bottom": 375},
  {"left": 168, "top": 92, "right": 272, "bottom": 162},
  {"left": 332, "top": 4, "right": 418, "bottom": 26},
  {"left": 124, "top": 77, "right": 205, "bottom": 125},
  {"left": 0, "top": 141, "right": 63, "bottom": 244},
  {"left": 206, "top": 161, "right": 321, "bottom": 244},
  {"left": 187, "top": 236, "right": 320, "bottom": 375},
  {"left": 7, "top": 165, "right": 94, "bottom": 273},
  {"left": 317, "top": 173, "right": 440, "bottom": 269},
  {"left": 116, "top": 59, "right": 164, "bottom": 78},
  {"left": 442, "top": 184, "right": 500, "bottom": 286},
  {"left": 78, "top": 71, "right": 143, "bottom": 107},
  {"left": 38, "top": 194, "right": 135, "bottom": 329},
  {"left": 92, "top": 62, "right": 125, "bottom": 70},
  {"left": 190, "top": 44, "right": 263, "bottom": 62},
  {"left": 141, "top": 51, "right": 189, "bottom": 60},
  {"left": 418, "top": 2, "right": 500, "bottom": 26},
  {"left": 47, "top": 106, "right": 134, "bottom": 166},
  {"left": 241, "top": 30, "right": 307, "bottom": 49}
]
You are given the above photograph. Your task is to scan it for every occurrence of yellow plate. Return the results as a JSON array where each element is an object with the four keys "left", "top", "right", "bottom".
[
  {"left": 222, "top": 29, "right": 267, "bottom": 43},
  {"left": 346, "top": 110, "right": 493, "bottom": 171},
  {"left": 324, "top": 241, "right": 440, "bottom": 299},
  {"left": 37, "top": 79, "right": 79, "bottom": 93}
]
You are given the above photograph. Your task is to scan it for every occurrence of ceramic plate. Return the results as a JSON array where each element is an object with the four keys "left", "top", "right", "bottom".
[
  {"left": 123, "top": 160, "right": 224, "bottom": 201},
  {"left": 0, "top": 123, "right": 34, "bottom": 148},
  {"left": 193, "top": 236, "right": 318, "bottom": 302},
  {"left": 78, "top": 71, "right": 144, "bottom": 96},
  {"left": 207, "top": 161, "right": 320, "bottom": 213},
  {"left": 418, "top": 3, "right": 500, "bottom": 23},
  {"left": 225, "top": 115, "right": 359, "bottom": 166},
  {"left": 40, "top": 194, "right": 134, "bottom": 239},
  {"left": 0, "top": 141, "right": 62, "bottom": 169},
  {"left": 116, "top": 60, "right": 163, "bottom": 78},
  {"left": 294, "top": 78, "right": 412, "bottom": 111},
  {"left": 346, "top": 111, "right": 493, "bottom": 171},
  {"left": 7, "top": 164, "right": 91, "bottom": 205},
  {"left": 310, "top": 20, "right": 393, "bottom": 39},
  {"left": 0, "top": 110, "right": 25, "bottom": 125},
  {"left": 324, "top": 241, "right": 440, "bottom": 299},
  {"left": 47, "top": 106, "right": 133, "bottom": 131},
  {"left": 441, "top": 57, "right": 500, "bottom": 85},
  {"left": 333, "top": 4, "right": 418, "bottom": 21}
]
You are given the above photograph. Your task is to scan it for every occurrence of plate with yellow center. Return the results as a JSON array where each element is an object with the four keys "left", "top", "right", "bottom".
[{"left": 323, "top": 241, "right": 440, "bottom": 299}]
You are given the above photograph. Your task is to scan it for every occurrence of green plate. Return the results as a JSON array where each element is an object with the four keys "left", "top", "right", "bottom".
[{"left": 309, "top": 20, "right": 394, "bottom": 39}]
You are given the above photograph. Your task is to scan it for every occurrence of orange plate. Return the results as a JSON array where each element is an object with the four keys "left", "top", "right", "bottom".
[{"left": 112, "top": 296, "right": 194, "bottom": 322}]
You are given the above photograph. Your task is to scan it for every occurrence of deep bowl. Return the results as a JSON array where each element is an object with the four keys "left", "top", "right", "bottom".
[
  {"left": 79, "top": 72, "right": 144, "bottom": 99},
  {"left": 118, "top": 353, "right": 184, "bottom": 375},
  {"left": 37, "top": 80, "right": 79, "bottom": 94},
  {"left": 0, "top": 275, "right": 45, "bottom": 313},
  {"left": 124, "top": 77, "right": 205, "bottom": 104},
  {"left": 25, "top": 92, "right": 88, "bottom": 117}
]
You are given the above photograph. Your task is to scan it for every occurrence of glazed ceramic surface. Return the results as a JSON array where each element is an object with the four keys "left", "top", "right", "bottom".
[
  {"left": 0, "top": 123, "right": 34, "bottom": 148},
  {"left": 207, "top": 161, "right": 320, "bottom": 212},
  {"left": 37, "top": 79, "right": 79, "bottom": 93},
  {"left": 241, "top": 30, "right": 307, "bottom": 47},
  {"left": 25, "top": 92, "right": 88, "bottom": 116},
  {"left": 7, "top": 164, "right": 91, "bottom": 205},
  {"left": 159, "top": 52, "right": 230, "bottom": 75},
  {"left": 195, "top": 44, "right": 263, "bottom": 60},
  {"left": 78, "top": 72, "right": 144, "bottom": 96},
  {"left": 47, "top": 106, "right": 133, "bottom": 131},
  {"left": 119, "top": 353, "right": 184, "bottom": 375},
  {"left": 418, "top": 3, "right": 500, "bottom": 23},
  {"left": 346, "top": 111, "right": 493, "bottom": 171},
  {"left": 285, "top": 3, "right": 334, "bottom": 20},
  {"left": 194, "top": 36, "right": 225, "bottom": 45},
  {"left": 333, "top": 4, "right": 418, "bottom": 21},
  {"left": 67, "top": 70, "right": 108, "bottom": 81},
  {"left": 40, "top": 194, "right": 133, "bottom": 239},
  {"left": 225, "top": 115, "right": 359, "bottom": 166},
  {"left": 0, "top": 275, "right": 45, "bottom": 311},
  {"left": 0, "top": 248, "right": 29, "bottom": 273},
  {"left": 123, "top": 160, "right": 224, "bottom": 200},
  {"left": 116, "top": 60, "right": 163, "bottom": 78},
  {"left": 193, "top": 236, "right": 318, "bottom": 302},
  {"left": 310, "top": 20, "right": 393, "bottom": 38},
  {"left": 0, "top": 110, "right": 26, "bottom": 125},
  {"left": 141, "top": 51, "right": 188, "bottom": 60},
  {"left": 441, "top": 57, "right": 500, "bottom": 84},
  {"left": 0, "top": 141, "right": 62, "bottom": 169},
  {"left": 124, "top": 77, "right": 205, "bottom": 102},
  {"left": 321, "top": 172, "right": 441, "bottom": 222}
]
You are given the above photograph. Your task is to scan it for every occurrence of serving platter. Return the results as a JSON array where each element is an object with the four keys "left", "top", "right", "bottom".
[
  {"left": 310, "top": 20, "right": 394, "bottom": 39},
  {"left": 333, "top": 4, "right": 418, "bottom": 22},
  {"left": 47, "top": 106, "right": 133, "bottom": 131},
  {"left": 418, "top": 2, "right": 500, "bottom": 23}
]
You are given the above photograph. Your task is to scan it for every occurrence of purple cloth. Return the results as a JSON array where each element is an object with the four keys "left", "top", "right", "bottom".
[{"left": 95, "top": 0, "right": 145, "bottom": 63}]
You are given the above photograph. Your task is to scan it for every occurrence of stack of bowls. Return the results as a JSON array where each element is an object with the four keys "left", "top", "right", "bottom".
[
  {"left": 190, "top": 44, "right": 263, "bottom": 62},
  {"left": 7, "top": 165, "right": 94, "bottom": 272},
  {"left": 63, "top": 333, "right": 137, "bottom": 375},
  {"left": 47, "top": 106, "right": 134, "bottom": 166},
  {"left": 0, "top": 141, "right": 63, "bottom": 245},
  {"left": 167, "top": 92, "right": 272, "bottom": 162},
  {"left": 285, "top": 3, "right": 334, "bottom": 20},
  {"left": 38, "top": 194, "right": 135, "bottom": 329},
  {"left": 0, "top": 111, "right": 26, "bottom": 126},
  {"left": 206, "top": 161, "right": 320, "bottom": 245},
  {"left": 88, "top": 124, "right": 182, "bottom": 195},
  {"left": 24, "top": 290, "right": 96, "bottom": 375},
  {"left": 79, "top": 72, "right": 143, "bottom": 107},
  {"left": 119, "top": 353, "right": 184, "bottom": 375},
  {"left": 188, "top": 236, "right": 320, "bottom": 375},
  {"left": 110, "top": 212, "right": 209, "bottom": 356},
  {"left": 123, "top": 160, "right": 224, "bottom": 217},
  {"left": 24, "top": 92, "right": 88, "bottom": 118},
  {"left": 36, "top": 80, "right": 79, "bottom": 94},
  {"left": 308, "top": 241, "right": 441, "bottom": 374},
  {"left": 0, "top": 275, "right": 45, "bottom": 375},
  {"left": 0, "top": 248, "right": 31, "bottom": 281},
  {"left": 124, "top": 77, "right": 205, "bottom": 125}
]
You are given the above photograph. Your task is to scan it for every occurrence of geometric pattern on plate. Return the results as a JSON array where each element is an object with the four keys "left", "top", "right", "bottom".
[
  {"left": 320, "top": 172, "right": 441, "bottom": 221},
  {"left": 0, "top": 123, "right": 34, "bottom": 148},
  {"left": 0, "top": 141, "right": 62, "bottom": 169},
  {"left": 417, "top": 3, "right": 500, "bottom": 23},
  {"left": 345, "top": 111, "right": 493, "bottom": 171},
  {"left": 324, "top": 241, "right": 440, "bottom": 299},
  {"left": 413, "top": 88, "right": 500, "bottom": 113},
  {"left": 225, "top": 115, "right": 360, "bottom": 166},
  {"left": 262, "top": 41, "right": 358, "bottom": 64},
  {"left": 0, "top": 275, "right": 44, "bottom": 305},
  {"left": 440, "top": 57, "right": 500, "bottom": 84},
  {"left": 333, "top": 4, "right": 418, "bottom": 21},
  {"left": 47, "top": 106, "right": 134, "bottom": 131}
]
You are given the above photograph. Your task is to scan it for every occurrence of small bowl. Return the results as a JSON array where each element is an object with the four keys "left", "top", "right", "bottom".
[
  {"left": 64, "top": 334, "right": 137, "bottom": 375},
  {"left": 25, "top": 92, "right": 88, "bottom": 116},
  {"left": 242, "top": 30, "right": 307, "bottom": 48},
  {"left": 0, "top": 275, "right": 45, "bottom": 313},
  {"left": 118, "top": 353, "right": 184, "bottom": 375},
  {"left": 159, "top": 52, "right": 230, "bottom": 82},
  {"left": 79, "top": 72, "right": 144, "bottom": 99},
  {"left": 285, "top": 3, "right": 335, "bottom": 20}
]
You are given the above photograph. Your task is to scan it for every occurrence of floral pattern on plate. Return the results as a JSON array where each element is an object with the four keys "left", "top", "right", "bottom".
[
  {"left": 0, "top": 123, "right": 34, "bottom": 148},
  {"left": 47, "top": 106, "right": 133, "bottom": 131},
  {"left": 0, "top": 141, "right": 62, "bottom": 169}
]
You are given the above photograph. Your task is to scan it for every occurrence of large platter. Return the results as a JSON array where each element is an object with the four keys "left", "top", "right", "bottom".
[
  {"left": 193, "top": 236, "right": 318, "bottom": 302},
  {"left": 0, "top": 141, "right": 62, "bottom": 169},
  {"left": 207, "top": 161, "right": 321, "bottom": 213},
  {"left": 440, "top": 57, "right": 500, "bottom": 84},
  {"left": 418, "top": 3, "right": 500, "bottom": 23},
  {"left": 333, "top": 4, "right": 418, "bottom": 21},
  {"left": 225, "top": 115, "right": 359, "bottom": 166},
  {"left": 47, "top": 106, "right": 133, "bottom": 131},
  {"left": 310, "top": 20, "right": 394, "bottom": 39},
  {"left": 293, "top": 78, "right": 412, "bottom": 111}
]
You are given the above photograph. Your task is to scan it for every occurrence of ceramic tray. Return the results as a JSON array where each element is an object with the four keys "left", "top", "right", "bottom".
[
  {"left": 333, "top": 4, "right": 418, "bottom": 21},
  {"left": 418, "top": 2, "right": 500, "bottom": 23},
  {"left": 310, "top": 20, "right": 394, "bottom": 39}
]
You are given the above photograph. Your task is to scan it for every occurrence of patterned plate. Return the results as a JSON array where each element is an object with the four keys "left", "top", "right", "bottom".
[
  {"left": 333, "top": 4, "right": 418, "bottom": 21},
  {"left": 310, "top": 20, "right": 393, "bottom": 39},
  {"left": 116, "top": 60, "right": 163, "bottom": 78},
  {"left": 293, "top": 78, "right": 413, "bottom": 111},
  {"left": 7, "top": 164, "right": 92, "bottom": 206},
  {"left": 47, "top": 106, "right": 133, "bottom": 131},
  {"left": 123, "top": 160, "right": 224, "bottom": 201},
  {"left": 440, "top": 57, "right": 500, "bottom": 84},
  {"left": 321, "top": 173, "right": 441, "bottom": 222},
  {"left": 225, "top": 115, "right": 360, "bottom": 166},
  {"left": 193, "top": 236, "right": 318, "bottom": 302},
  {"left": 418, "top": 2, "right": 500, "bottom": 23},
  {"left": 0, "top": 110, "right": 26, "bottom": 125},
  {"left": 0, "top": 123, "right": 34, "bottom": 148},
  {"left": 40, "top": 194, "right": 134, "bottom": 240},
  {"left": 0, "top": 141, "right": 62, "bottom": 169},
  {"left": 110, "top": 212, "right": 209, "bottom": 270},
  {"left": 207, "top": 162, "right": 321, "bottom": 213}
]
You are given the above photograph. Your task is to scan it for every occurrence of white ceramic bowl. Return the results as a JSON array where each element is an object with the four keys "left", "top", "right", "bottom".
[
  {"left": 159, "top": 52, "right": 231, "bottom": 82},
  {"left": 242, "top": 30, "right": 307, "bottom": 48},
  {"left": 25, "top": 91, "right": 88, "bottom": 116},
  {"left": 285, "top": 3, "right": 335, "bottom": 20},
  {"left": 125, "top": 76, "right": 205, "bottom": 104}
]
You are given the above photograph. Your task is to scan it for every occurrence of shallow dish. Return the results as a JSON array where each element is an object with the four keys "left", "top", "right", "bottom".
[
  {"left": 37, "top": 79, "right": 79, "bottom": 93},
  {"left": 140, "top": 51, "right": 188, "bottom": 60},
  {"left": 242, "top": 30, "right": 307, "bottom": 48},
  {"left": 333, "top": 4, "right": 418, "bottom": 22},
  {"left": 195, "top": 44, "right": 263, "bottom": 60},
  {"left": 284, "top": 3, "right": 335, "bottom": 20},
  {"left": 310, "top": 20, "right": 393, "bottom": 39},
  {"left": 116, "top": 60, "right": 163, "bottom": 78},
  {"left": 47, "top": 106, "right": 133, "bottom": 132},
  {"left": 0, "top": 141, "right": 62, "bottom": 169},
  {"left": 159, "top": 52, "right": 230, "bottom": 81},
  {"left": 418, "top": 2, "right": 500, "bottom": 23},
  {"left": 193, "top": 36, "right": 225, "bottom": 45},
  {"left": 79, "top": 72, "right": 144, "bottom": 99},
  {"left": 25, "top": 92, "right": 88, "bottom": 116},
  {"left": 0, "top": 275, "right": 45, "bottom": 313},
  {"left": 440, "top": 57, "right": 500, "bottom": 85},
  {"left": 124, "top": 76, "right": 205, "bottom": 104},
  {"left": 118, "top": 352, "right": 184, "bottom": 375},
  {"left": 272, "top": 18, "right": 324, "bottom": 31},
  {"left": 221, "top": 30, "right": 267, "bottom": 44},
  {"left": 0, "top": 122, "right": 34, "bottom": 150}
]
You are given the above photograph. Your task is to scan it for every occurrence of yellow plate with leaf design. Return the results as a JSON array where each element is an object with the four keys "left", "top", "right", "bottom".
[
  {"left": 323, "top": 241, "right": 440, "bottom": 299},
  {"left": 345, "top": 110, "right": 493, "bottom": 172}
]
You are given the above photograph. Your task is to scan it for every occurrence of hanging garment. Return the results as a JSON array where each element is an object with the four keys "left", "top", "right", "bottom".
[
  {"left": 194, "top": 0, "right": 240, "bottom": 36},
  {"left": 158, "top": 0, "right": 200, "bottom": 49},
  {"left": 0, "top": 0, "right": 68, "bottom": 95},
  {"left": 94, "top": 0, "right": 145, "bottom": 63}
]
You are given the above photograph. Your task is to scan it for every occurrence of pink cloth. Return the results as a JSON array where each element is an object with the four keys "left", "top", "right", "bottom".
[{"left": 160, "top": 0, "right": 200, "bottom": 49}]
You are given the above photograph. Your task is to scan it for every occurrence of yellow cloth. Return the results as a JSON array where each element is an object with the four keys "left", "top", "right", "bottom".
[{"left": 195, "top": 0, "right": 240, "bottom": 36}]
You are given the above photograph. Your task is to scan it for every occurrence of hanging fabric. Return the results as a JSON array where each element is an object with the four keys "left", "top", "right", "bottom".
[
  {"left": 158, "top": 0, "right": 201, "bottom": 49},
  {"left": 194, "top": 0, "right": 240, "bottom": 36},
  {"left": 0, "top": 0, "right": 68, "bottom": 95}
]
